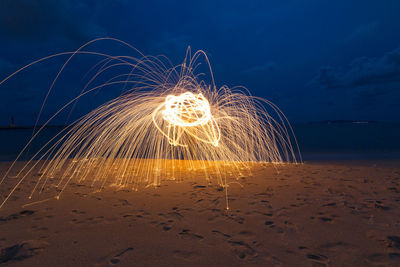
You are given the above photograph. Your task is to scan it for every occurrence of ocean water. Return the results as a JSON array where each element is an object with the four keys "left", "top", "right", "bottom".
[
  {"left": 0, "top": 123, "right": 399, "bottom": 162},
  {"left": 293, "top": 122, "right": 400, "bottom": 161}
]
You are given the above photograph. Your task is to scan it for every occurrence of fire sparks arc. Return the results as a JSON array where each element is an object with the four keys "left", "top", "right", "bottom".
[{"left": 0, "top": 38, "right": 301, "bottom": 210}]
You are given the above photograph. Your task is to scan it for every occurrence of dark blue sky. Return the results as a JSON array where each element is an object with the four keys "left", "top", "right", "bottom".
[{"left": 1, "top": 0, "right": 400, "bottom": 125}]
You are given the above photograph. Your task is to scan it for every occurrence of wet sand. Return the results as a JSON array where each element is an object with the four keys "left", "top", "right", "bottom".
[{"left": 0, "top": 160, "right": 399, "bottom": 266}]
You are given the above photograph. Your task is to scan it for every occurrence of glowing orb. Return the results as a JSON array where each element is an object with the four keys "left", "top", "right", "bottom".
[{"left": 153, "top": 92, "right": 220, "bottom": 147}]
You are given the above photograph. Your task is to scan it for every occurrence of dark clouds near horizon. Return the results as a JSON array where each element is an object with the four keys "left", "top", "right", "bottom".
[{"left": 0, "top": 0, "right": 400, "bottom": 125}]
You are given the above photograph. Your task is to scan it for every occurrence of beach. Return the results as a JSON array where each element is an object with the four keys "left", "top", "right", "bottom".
[
  {"left": 1, "top": 0, "right": 399, "bottom": 265},
  {"left": 1, "top": 160, "right": 399, "bottom": 266}
]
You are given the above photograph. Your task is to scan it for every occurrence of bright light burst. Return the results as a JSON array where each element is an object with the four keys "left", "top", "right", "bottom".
[
  {"left": 153, "top": 92, "right": 220, "bottom": 147},
  {"left": 0, "top": 38, "right": 301, "bottom": 209}
]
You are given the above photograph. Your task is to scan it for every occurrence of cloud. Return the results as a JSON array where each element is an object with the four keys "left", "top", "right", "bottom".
[
  {"left": 341, "top": 21, "right": 379, "bottom": 43},
  {"left": 0, "top": 0, "right": 106, "bottom": 43},
  {"left": 309, "top": 47, "right": 400, "bottom": 118},
  {"left": 241, "top": 61, "right": 276, "bottom": 75},
  {"left": 311, "top": 46, "right": 400, "bottom": 90}
]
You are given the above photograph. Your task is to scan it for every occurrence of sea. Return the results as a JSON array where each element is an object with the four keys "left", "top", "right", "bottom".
[{"left": 0, "top": 122, "right": 399, "bottom": 162}]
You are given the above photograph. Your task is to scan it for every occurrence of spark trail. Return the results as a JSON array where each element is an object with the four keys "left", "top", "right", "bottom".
[{"left": 0, "top": 38, "right": 301, "bottom": 209}]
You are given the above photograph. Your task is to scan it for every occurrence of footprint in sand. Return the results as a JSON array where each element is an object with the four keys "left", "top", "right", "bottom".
[
  {"left": 161, "top": 224, "right": 172, "bottom": 231},
  {"left": 264, "top": 220, "right": 274, "bottom": 226},
  {"left": 152, "top": 209, "right": 185, "bottom": 231},
  {"left": 319, "top": 217, "right": 333, "bottom": 222},
  {"left": 237, "top": 231, "right": 257, "bottom": 241},
  {"left": 0, "top": 240, "right": 48, "bottom": 264},
  {"left": 366, "top": 253, "right": 391, "bottom": 265},
  {"left": 164, "top": 211, "right": 184, "bottom": 220},
  {"left": 319, "top": 241, "right": 354, "bottom": 251},
  {"left": 153, "top": 221, "right": 173, "bottom": 232},
  {"left": 172, "top": 250, "right": 199, "bottom": 261},
  {"left": 207, "top": 214, "right": 220, "bottom": 222},
  {"left": 86, "top": 216, "right": 106, "bottom": 225},
  {"left": 178, "top": 229, "right": 204, "bottom": 241},
  {"left": 306, "top": 253, "right": 329, "bottom": 266},
  {"left": 108, "top": 247, "right": 134, "bottom": 265},
  {"left": 314, "top": 211, "right": 335, "bottom": 223},
  {"left": 112, "top": 199, "right": 131, "bottom": 207},
  {"left": 70, "top": 209, "right": 87, "bottom": 224},
  {"left": 387, "top": 235, "right": 400, "bottom": 249},
  {"left": 71, "top": 209, "right": 86, "bottom": 215},
  {"left": 225, "top": 213, "right": 245, "bottom": 224},
  {"left": 120, "top": 213, "right": 135, "bottom": 219},
  {"left": 212, "top": 230, "right": 231, "bottom": 239},
  {"left": 228, "top": 240, "right": 258, "bottom": 260},
  {"left": 0, "top": 210, "right": 35, "bottom": 222},
  {"left": 263, "top": 219, "right": 287, "bottom": 236},
  {"left": 212, "top": 230, "right": 258, "bottom": 260}
]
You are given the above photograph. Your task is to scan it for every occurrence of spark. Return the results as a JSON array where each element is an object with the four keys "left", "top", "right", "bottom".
[{"left": 0, "top": 38, "right": 301, "bottom": 209}]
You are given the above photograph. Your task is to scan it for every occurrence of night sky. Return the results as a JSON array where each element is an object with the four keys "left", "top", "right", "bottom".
[{"left": 1, "top": 0, "right": 400, "bottom": 125}]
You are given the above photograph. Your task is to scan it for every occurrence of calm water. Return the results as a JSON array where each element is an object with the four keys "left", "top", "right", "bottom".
[
  {"left": 0, "top": 123, "right": 399, "bottom": 161},
  {"left": 293, "top": 122, "right": 400, "bottom": 161}
]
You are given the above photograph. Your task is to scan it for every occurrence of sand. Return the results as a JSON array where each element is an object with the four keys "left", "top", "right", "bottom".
[{"left": 0, "top": 160, "right": 399, "bottom": 266}]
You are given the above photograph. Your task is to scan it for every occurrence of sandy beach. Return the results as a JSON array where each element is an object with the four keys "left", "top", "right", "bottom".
[{"left": 0, "top": 160, "right": 399, "bottom": 266}]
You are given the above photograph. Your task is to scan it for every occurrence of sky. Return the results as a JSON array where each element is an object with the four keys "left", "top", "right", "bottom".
[{"left": 0, "top": 0, "right": 400, "bottom": 125}]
